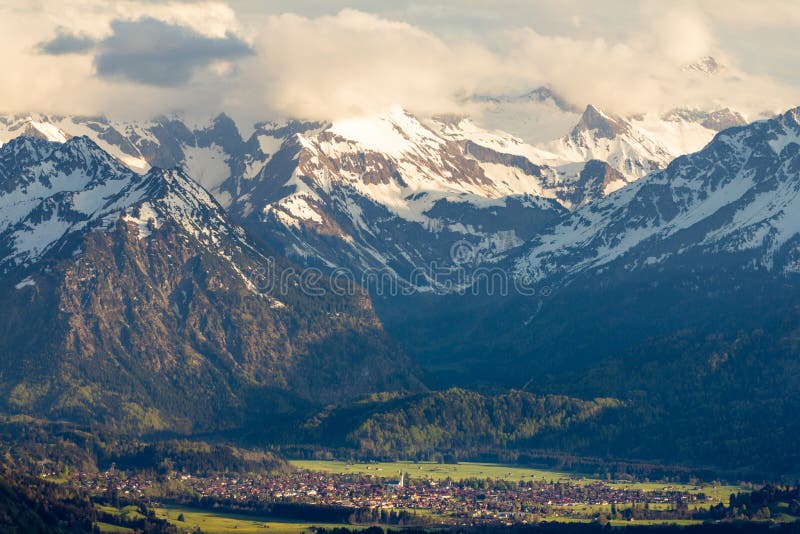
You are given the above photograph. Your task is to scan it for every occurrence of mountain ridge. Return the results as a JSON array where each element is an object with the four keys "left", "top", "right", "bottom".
[{"left": 0, "top": 135, "right": 423, "bottom": 434}]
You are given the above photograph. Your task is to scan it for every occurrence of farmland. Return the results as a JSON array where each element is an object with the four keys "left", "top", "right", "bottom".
[{"left": 155, "top": 505, "right": 358, "bottom": 533}]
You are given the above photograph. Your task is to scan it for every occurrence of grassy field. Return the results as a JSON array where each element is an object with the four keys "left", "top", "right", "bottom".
[
  {"left": 605, "top": 481, "right": 743, "bottom": 506},
  {"left": 96, "top": 504, "right": 147, "bottom": 521},
  {"left": 290, "top": 460, "right": 748, "bottom": 504},
  {"left": 155, "top": 505, "right": 361, "bottom": 534},
  {"left": 533, "top": 517, "right": 705, "bottom": 526},
  {"left": 290, "top": 459, "right": 578, "bottom": 483},
  {"left": 608, "top": 519, "right": 704, "bottom": 527},
  {"left": 94, "top": 523, "right": 135, "bottom": 533},
  {"left": 93, "top": 504, "right": 148, "bottom": 533}
]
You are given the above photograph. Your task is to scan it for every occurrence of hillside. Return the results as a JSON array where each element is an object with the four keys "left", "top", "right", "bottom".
[{"left": 0, "top": 136, "right": 422, "bottom": 434}]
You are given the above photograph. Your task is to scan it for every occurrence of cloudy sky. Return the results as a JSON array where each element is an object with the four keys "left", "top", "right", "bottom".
[{"left": 2, "top": 0, "right": 799, "bottom": 124}]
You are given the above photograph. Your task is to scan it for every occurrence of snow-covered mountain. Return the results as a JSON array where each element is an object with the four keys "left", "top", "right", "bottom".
[
  {"left": 0, "top": 134, "right": 421, "bottom": 431},
  {"left": 236, "top": 105, "right": 751, "bottom": 288},
  {"left": 0, "top": 113, "right": 282, "bottom": 206},
  {"left": 430, "top": 115, "right": 631, "bottom": 208},
  {"left": 513, "top": 106, "right": 800, "bottom": 287},
  {"left": 469, "top": 86, "right": 582, "bottom": 143},
  {"left": 384, "top": 106, "right": 800, "bottom": 436},
  {"left": 4, "top": 112, "right": 566, "bottom": 288},
  {"left": 0, "top": 104, "right": 748, "bottom": 291},
  {"left": 0, "top": 135, "right": 258, "bottom": 280},
  {"left": 542, "top": 105, "right": 673, "bottom": 179},
  {"left": 233, "top": 107, "right": 584, "bottom": 289},
  {"left": 540, "top": 104, "right": 747, "bottom": 182}
]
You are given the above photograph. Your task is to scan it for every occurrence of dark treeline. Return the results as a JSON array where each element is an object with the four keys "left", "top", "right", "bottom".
[
  {"left": 161, "top": 496, "right": 436, "bottom": 527},
  {"left": 0, "top": 466, "right": 176, "bottom": 534},
  {"left": 100, "top": 440, "right": 289, "bottom": 475},
  {"left": 0, "top": 388, "right": 779, "bottom": 487},
  {"left": 298, "top": 388, "right": 622, "bottom": 460},
  {"left": 346, "top": 389, "right": 622, "bottom": 457},
  {"left": 0, "top": 467, "right": 93, "bottom": 533},
  {"left": 0, "top": 415, "right": 291, "bottom": 480},
  {"left": 699, "top": 484, "right": 800, "bottom": 521},
  {"left": 521, "top": 322, "right": 800, "bottom": 481},
  {"left": 311, "top": 521, "right": 800, "bottom": 533}
]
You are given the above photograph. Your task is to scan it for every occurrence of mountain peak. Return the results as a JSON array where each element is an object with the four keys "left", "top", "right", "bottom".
[
  {"left": 327, "top": 106, "right": 439, "bottom": 158},
  {"left": 571, "top": 105, "right": 629, "bottom": 139},
  {"left": 783, "top": 106, "right": 800, "bottom": 127},
  {"left": 684, "top": 56, "right": 723, "bottom": 75},
  {"left": 0, "top": 135, "right": 132, "bottom": 183},
  {"left": 142, "top": 166, "right": 219, "bottom": 208},
  {"left": 471, "top": 86, "right": 579, "bottom": 113},
  {"left": 0, "top": 134, "right": 55, "bottom": 157},
  {"left": 0, "top": 117, "right": 70, "bottom": 145},
  {"left": 662, "top": 107, "right": 747, "bottom": 131}
]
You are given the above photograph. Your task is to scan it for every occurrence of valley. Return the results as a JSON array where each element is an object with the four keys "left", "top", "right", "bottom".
[
  {"left": 51, "top": 458, "right": 772, "bottom": 531},
  {"left": 0, "top": 5, "right": 799, "bottom": 529}
]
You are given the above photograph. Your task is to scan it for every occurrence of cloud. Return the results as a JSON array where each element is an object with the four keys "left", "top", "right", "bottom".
[
  {"left": 236, "top": 9, "right": 498, "bottom": 120},
  {"left": 0, "top": 1, "right": 252, "bottom": 118},
  {"left": 0, "top": 1, "right": 798, "bottom": 124},
  {"left": 37, "top": 30, "right": 95, "bottom": 55},
  {"left": 700, "top": 0, "right": 800, "bottom": 29},
  {"left": 234, "top": 7, "right": 798, "bottom": 121},
  {"left": 93, "top": 17, "right": 253, "bottom": 86}
]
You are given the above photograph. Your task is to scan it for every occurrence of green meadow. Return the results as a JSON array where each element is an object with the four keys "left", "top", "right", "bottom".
[
  {"left": 154, "top": 505, "right": 361, "bottom": 534},
  {"left": 290, "top": 459, "right": 577, "bottom": 483}
]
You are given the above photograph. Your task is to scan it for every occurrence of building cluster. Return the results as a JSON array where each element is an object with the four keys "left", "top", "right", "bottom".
[{"left": 73, "top": 468, "right": 702, "bottom": 524}]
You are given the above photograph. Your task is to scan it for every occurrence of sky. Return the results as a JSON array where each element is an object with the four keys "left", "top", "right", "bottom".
[{"left": 1, "top": 0, "right": 799, "bottom": 125}]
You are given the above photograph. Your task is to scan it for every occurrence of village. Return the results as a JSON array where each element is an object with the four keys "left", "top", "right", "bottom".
[{"left": 72, "top": 466, "right": 707, "bottom": 524}]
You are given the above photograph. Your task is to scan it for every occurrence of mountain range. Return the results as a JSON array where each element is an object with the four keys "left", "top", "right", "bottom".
[
  {"left": 0, "top": 100, "right": 798, "bottom": 475},
  {"left": 378, "top": 107, "right": 800, "bottom": 474},
  {"left": 0, "top": 101, "right": 745, "bottom": 290}
]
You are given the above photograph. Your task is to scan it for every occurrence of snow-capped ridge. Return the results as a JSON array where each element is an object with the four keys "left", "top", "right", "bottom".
[
  {"left": 327, "top": 107, "right": 443, "bottom": 159},
  {"left": 0, "top": 116, "right": 70, "bottom": 146},
  {"left": 683, "top": 56, "right": 724, "bottom": 76},
  {"left": 0, "top": 136, "right": 260, "bottom": 276},
  {"left": 662, "top": 108, "right": 747, "bottom": 132},
  {"left": 471, "top": 86, "right": 579, "bottom": 113},
  {"left": 0, "top": 135, "right": 58, "bottom": 170},
  {"left": 571, "top": 105, "right": 629, "bottom": 140},
  {"left": 513, "top": 105, "right": 800, "bottom": 286},
  {"left": 537, "top": 103, "right": 745, "bottom": 183}
]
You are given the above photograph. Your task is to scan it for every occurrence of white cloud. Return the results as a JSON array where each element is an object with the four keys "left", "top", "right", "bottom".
[
  {"left": 473, "top": 5, "right": 798, "bottom": 118},
  {"left": 235, "top": 9, "right": 498, "bottom": 120},
  {"left": 0, "top": 1, "right": 797, "bottom": 123},
  {"left": 699, "top": 0, "right": 800, "bottom": 29},
  {"left": 232, "top": 6, "right": 800, "bottom": 121},
  {"left": 0, "top": 0, "right": 248, "bottom": 118}
]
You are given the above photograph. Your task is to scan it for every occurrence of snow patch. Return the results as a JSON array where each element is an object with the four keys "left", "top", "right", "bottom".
[
  {"left": 182, "top": 144, "right": 230, "bottom": 191},
  {"left": 29, "top": 121, "right": 68, "bottom": 143},
  {"left": 329, "top": 106, "right": 441, "bottom": 158},
  {"left": 123, "top": 202, "right": 161, "bottom": 239},
  {"left": 269, "top": 194, "right": 323, "bottom": 228},
  {"left": 257, "top": 134, "right": 284, "bottom": 155},
  {"left": 768, "top": 131, "right": 800, "bottom": 155},
  {"left": 14, "top": 277, "right": 35, "bottom": 289}
]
